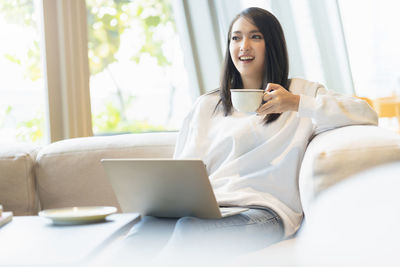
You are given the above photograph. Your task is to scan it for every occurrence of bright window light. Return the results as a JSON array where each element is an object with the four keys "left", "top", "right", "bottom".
[{"left": 339, "top": 0, "right": 400, "bottom": 98}]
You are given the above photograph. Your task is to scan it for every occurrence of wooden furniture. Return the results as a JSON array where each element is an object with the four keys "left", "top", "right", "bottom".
[
  {"left": 356, "top": 96, "right": 400, "bottom": 133},
  {"left": 373, "top": 96, "right": 400, "bottom": 132}
]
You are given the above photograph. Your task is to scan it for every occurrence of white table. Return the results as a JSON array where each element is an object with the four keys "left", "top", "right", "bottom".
[{"left": 0, "top": 213, "right": 140, "bottom": 266}]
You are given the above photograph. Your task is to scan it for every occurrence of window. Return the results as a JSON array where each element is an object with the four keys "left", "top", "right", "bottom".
[
  {"left": 86, "top": 0, "right": 191, "bottom": 135},
  {"left": 0, "top": 1, "right": 45, "bottom": 144},
  {"left": 339, "top": 0, "right": 400, "bottom": 98}
]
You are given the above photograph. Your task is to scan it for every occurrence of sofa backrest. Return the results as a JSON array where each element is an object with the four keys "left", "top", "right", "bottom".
[
  {"left": 3, "top": 125, "right": 400, "bottom": 217},
  {"left": 35, "top": 132, "right": 177, "bottom": 212}
]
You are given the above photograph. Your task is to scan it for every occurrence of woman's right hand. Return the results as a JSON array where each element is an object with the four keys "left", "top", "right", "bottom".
[{"left": 256, "top": 83, "right": 300, "bottom": 115}]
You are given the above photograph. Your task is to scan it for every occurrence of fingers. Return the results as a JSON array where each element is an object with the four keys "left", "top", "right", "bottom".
[
  {"left": 265, "top": 83, "right": 281, "bottom": 93},
  {"left": 257, "top": 100, "right": 275, "bottom": 114},
  {"left": 263, "top": 83, "right": 283, "bottom": 101},
  {"left": 263, "top": 92, "right": 273, "bottom": 102},
  {"left": 258, "top": 83, "right": 289, "bottom": 115}
]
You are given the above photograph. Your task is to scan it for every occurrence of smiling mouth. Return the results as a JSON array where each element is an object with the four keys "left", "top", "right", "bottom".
[{"left": 239, "top": 56, "right": 255, "bottom": 62}]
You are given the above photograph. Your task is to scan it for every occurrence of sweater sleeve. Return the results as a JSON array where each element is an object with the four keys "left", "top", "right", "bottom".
[{"left": 297, "top": 84, "right": 378, "bottom": 134}]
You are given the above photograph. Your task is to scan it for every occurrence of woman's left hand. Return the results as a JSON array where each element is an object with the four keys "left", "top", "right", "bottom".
[{"left": 256, "top": 83, "right": 300, "bottom": 115}]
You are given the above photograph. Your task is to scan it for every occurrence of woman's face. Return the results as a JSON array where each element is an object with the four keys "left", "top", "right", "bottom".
[{"left": 229, "top": 17, "right": 266, "bottom": 83}]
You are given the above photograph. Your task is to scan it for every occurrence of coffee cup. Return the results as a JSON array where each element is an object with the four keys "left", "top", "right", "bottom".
[{"left": 230, "top": 89, "right": 265, "bottom": 113}]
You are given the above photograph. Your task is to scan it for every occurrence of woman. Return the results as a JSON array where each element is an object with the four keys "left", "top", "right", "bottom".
[
  {"left": 110, "top": 7, "right": 378, "bottom": 265},
  {"left": 172, "top": 7, "right": 377, "bottom": 250}
]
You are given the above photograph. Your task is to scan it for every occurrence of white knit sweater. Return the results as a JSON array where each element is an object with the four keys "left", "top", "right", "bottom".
[{"left": 173, "top": 78, "right": 378, "bottom": 237}]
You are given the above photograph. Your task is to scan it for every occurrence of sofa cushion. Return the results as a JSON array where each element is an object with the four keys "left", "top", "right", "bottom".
[
  {"left": 0, "top": 143, "right": 40, "bottom": 215},
  {"left": 35, "top": 132, "right": 177, "bottom": 211},
  {"left": 299, "top": 125, "right": 400, "bottom": 214}
]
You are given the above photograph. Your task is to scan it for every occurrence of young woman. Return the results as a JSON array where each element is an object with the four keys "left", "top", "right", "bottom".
[
  {"left": 110, "top": 7, "right": 378, "bottom": 264},
  {"left": 172, "top": 7, "right": 377, "bottom": 248}
]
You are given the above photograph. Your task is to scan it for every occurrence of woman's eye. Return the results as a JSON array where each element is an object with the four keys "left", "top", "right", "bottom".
[
  {"left": 252, "top": 34, "right": 262, "bottom": 39},
  {"left": 231, "top": 36, "right": 240, "bottom": 41}
]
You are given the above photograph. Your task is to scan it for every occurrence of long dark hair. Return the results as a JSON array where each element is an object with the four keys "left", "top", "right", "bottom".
[{"left": 218, "top": 7, "right": 290, "bottom": 124}]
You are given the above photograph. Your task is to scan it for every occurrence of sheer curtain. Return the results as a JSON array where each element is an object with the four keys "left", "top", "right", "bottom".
[{"left": 172, "top": 0, "right": 242, "bottom": 99}]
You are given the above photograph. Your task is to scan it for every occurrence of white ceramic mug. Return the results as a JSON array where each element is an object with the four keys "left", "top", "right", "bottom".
[{"left": 230, "top": 89, "right": 265, "bottom": 113}]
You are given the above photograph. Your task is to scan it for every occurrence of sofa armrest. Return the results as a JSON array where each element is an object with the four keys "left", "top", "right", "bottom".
[
  {"left": 296, "top": 162, "right": 400, "bottom": 266},
  {"left": 35, "top": 132, "right": 177, "bottom": 211},
  {"left": 0, "top": 144, "right": 40, "bottom": 215},
  {"left": 299, "top": 125, "right": 400, "bottom": 215}
]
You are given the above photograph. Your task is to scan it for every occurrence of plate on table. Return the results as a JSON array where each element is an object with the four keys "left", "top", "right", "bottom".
[{"left": 38, "top": 206, "right": 117, "bottom": 225}]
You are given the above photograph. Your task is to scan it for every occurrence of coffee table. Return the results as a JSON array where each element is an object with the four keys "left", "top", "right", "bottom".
[{"left": 0, "top": 213, "right": 140, "bottom": 266}]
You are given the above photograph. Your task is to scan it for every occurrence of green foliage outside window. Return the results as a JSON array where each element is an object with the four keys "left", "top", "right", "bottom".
[
  {"left": 86, "top": 0, "right": 175, "bottom": 134},
  {"left": 87, "top": 0, "right": 174, "bottom": 74},
  {"left": 93, "top": 102, "right": 165, "bottom": 134},
  {"left": 0, "top": 0, "right": 41, "bottom": 81},
  {"left": 16, "top": 112, "right": 44, "bottom": 142},
  {"left": 0, "top": 0, "right": 176, "bottom": 141},
  {"left": 0, "top": 106, "right": 12, "bottom": 128}
]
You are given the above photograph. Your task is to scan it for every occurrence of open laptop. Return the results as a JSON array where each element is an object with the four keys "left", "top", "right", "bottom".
[{"left": 101, "top": 159, "right": 248, "bottom": 219}]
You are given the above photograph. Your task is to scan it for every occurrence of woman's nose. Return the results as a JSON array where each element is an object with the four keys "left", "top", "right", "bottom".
[{"left": 240, "top": 38, "right": 250, "bottom": 51}]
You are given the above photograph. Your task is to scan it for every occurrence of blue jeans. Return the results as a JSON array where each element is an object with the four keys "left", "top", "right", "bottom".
[
  {"left": 105, "top": 208, "right": 284, "bottom": 265},
  {"left": 170, "top": 208, "right": 284, "bottom": 251}
]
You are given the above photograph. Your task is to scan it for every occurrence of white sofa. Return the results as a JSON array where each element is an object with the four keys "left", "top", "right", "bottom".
[
  {"left": 1, "top": 125, "right": 400, "bottom": 264},
  {"left": 233, "top": 126, "right": 400, "bottom": 266}
]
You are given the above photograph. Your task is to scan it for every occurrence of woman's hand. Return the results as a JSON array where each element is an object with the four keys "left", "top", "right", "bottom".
[{"left": 256, "top": 83, "right": 300, "bottom": 115}]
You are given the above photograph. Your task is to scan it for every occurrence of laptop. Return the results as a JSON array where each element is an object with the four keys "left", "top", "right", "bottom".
[{"left": 101, "top": 159, "right": 248, "bottom": 219}]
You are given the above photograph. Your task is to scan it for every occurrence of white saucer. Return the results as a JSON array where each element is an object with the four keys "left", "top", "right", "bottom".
[{"left": 38, "top": 206, "right": 117, "bottom": 225}]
